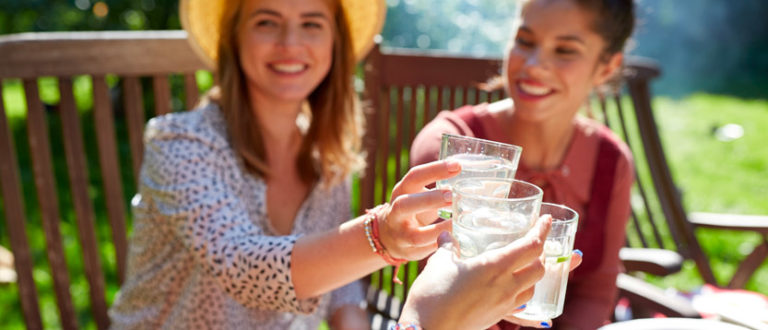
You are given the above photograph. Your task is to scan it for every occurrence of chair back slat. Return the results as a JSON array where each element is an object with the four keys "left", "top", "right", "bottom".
[
  {"left": 183, "top": 73, "right": 200, "bottom": 110},
  {"left": 394, "top": 86, "right": 405, "bottom": 183},
  {"left": 0, "top": 86, "right": 44, "bottom": 330},
  {"left": 152, "top": 75, "right": 171, "bottom": 116},
  {"left": 23, "top": 79, "right": 79, "bottom": 330},
  {"left": 435, "top": 87, "right": 445, "bottom": 119},
  {"left": 122, "top": 76, "right": 146, "bottom": 181},
  {"left": 377, "top": 86, "right": 391, "bottom": 208},
  {"left": 611, "top": 93, "right": 668, "bottom": 250},
  {"left": 408, "top": 86, "right": 418, "bottom": 149},
  {"left": 628, "top": 210, "right": 649, "bottom": 248},
  {"left": 57, "top": 77, "right": 110, "bottom": 329},
  {"left": 421, "top": 86, "right": 433, "bottom": 126},
  {"left": 92, "top": 76, "right": 129, "bottom": 289}
]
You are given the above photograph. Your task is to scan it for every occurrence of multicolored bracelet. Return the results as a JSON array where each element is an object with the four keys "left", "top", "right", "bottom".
[
  {"left": 389, "top": 322, "right": 423, "bottom": 330},
  {"left": 364, "top": 203, "right": 407, "bottom": 285}
]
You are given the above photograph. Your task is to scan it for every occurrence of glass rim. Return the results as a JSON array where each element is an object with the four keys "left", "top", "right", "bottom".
[
  {"left": 452, "top": 178, "right": 543, "bottom": 203},
  {"left": 441, "top": 133, "right": 523, "bottom": 152},
  {"left": 540, "top": 202, "right": 579, "bottom": 225}
]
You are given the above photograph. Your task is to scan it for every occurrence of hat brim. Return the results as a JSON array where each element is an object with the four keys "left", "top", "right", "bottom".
[{"left": 180, "top": 0, "right": 387, "bottom": 69}]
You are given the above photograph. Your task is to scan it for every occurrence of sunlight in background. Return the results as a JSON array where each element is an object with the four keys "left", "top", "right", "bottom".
[
  {"left": 93, "top": 1, "right": 109, "bottom": 18},
  {"left": 382, "top": 0, "right": 518, "bottom": 57}
]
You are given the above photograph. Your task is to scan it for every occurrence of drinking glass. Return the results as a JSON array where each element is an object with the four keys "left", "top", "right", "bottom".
[
  {"left": 437, "top": 133, "right": 522, "bottom": 219},
  {"left": 451, "top": 178, "right": 543, "bottom": 258},
  {"left": 516, "top": 202, "right": 579, "bottom": 321}
]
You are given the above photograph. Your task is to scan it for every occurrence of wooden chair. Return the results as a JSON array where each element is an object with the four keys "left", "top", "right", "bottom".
[
  {"left": 596, "top": 59, "right": 768, "bottom": 319},
  {"left": 0, "top": 31, "right": 206, "bottom": 329},
  {"left": 359, "top": 43, "right": 768, "bottom": 326}
]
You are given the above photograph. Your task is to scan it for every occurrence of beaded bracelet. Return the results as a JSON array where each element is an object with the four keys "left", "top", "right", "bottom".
[
  {"left": 390, "top": 322, "right": 423, "bottom": 330},
  {"left": 364, "top": 203, "right": 407, "bottom": 285}
]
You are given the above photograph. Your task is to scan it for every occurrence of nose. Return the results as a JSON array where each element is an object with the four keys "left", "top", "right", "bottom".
[
  {"left": 278, "top": 25, "right": 300, "bottom": 48},
  {"left": 523, "top": 49, "right": 548, "bottom": 77}
]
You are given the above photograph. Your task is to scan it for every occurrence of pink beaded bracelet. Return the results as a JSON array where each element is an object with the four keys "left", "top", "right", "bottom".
[{"left": 364, "top": 203, "right": 406, "bottom": 285}]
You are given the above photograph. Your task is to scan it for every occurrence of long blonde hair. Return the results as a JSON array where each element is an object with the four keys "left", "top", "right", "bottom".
[{"left": 210, "top": 0, "right": 364, "bottom": 188}]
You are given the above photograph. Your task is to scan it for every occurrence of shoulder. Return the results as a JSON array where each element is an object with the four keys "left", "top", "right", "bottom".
[
  {"left": 410, "top": 105, "right": 475, "bottom": 166},
  {"left": 144, "top": 102, "right": 230, "bottom": 152},
  {"left": 575, "top": 116, "right": 634, "bottom": 177},
  {"left": 141, "top": 103, "right": 239, "bottom": 180}
]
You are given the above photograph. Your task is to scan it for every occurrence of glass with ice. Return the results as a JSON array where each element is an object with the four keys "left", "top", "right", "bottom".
[
  {"left": 437, "top": 133, "right": 522, "bottom": 219},
  {"left": 516, "top": 203, "right": 579, "bottom": 321},
  {"left": 451, "top": 178, "right": 543, "bottom": 258}
]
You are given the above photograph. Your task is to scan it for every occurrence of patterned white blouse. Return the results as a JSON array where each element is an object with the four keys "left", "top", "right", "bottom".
[{"left": 109, "top": 103, "right": 364, "bottom": 329}]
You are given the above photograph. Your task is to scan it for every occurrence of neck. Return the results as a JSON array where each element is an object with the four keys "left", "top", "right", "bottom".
[
  {"left": 248, "top": 89, "right": 304, "bottom": 170},
  {"left": 507, "top": 111, "right": 575, "bottom": 171}
]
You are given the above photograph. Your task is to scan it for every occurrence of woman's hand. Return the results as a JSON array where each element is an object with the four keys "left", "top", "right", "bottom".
[
  {"left": 498, "top": 250, "right": 583, "bottom": 329},
  {"left": 377, "top": 160, "right": 461, "bottom": 261},
  {"left": 398, "top": 215, "right": 552, "bottom": 330}
]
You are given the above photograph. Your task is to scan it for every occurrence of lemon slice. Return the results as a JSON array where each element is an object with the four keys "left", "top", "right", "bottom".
[{"left": 556, "top": 255, "right": 570, "bottom": 263}]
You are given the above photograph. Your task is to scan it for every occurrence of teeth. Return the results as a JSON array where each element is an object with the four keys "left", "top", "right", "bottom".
[
  {"left": 272, "top": 63, "right": 305, "bottom": 73},
  {"left": 519, "top": 81, "right": 552, "bottom": 96}
]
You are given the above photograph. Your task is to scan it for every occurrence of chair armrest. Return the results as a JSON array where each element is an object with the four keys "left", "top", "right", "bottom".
[
  {"left": 616, "top": 273, "right": 701, "bottom": 318},
  {"left": 689, "top": 212, "right": 768, "bottom": 233},
  {"left": 620, "top": 248, "right": 684, "bottom": 276}
]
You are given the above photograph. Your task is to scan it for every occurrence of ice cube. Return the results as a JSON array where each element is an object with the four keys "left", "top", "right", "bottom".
[
  {"left": 544, "top": 240, "right": 564, "bottom": 257},
  {"left": 470, "top": 207, "right": 507, "bottom": 230}
]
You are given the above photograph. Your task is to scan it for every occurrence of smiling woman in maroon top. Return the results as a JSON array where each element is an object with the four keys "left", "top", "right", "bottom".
[{"left": 411, "top": 0, "right": 636, "bottom": 329}]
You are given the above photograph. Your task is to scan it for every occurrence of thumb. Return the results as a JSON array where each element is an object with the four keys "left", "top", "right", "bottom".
[{"left": 432, "top": 231, "right": 459, "bottom": 260}]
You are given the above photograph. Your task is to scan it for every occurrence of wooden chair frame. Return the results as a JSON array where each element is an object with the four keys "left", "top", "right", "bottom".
[{"left": 0, "top": 31, "right": 206, "bottom": 329}]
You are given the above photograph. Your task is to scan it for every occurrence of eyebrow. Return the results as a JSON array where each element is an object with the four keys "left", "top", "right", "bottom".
[
  {"left": 518, "top": 26, "right": 586, "bottom": 45},
  {"left": 249, "top": 9, "right": 331, "bottom": 20}
]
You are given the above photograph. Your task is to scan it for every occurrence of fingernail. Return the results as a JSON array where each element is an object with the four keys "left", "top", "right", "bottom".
[
  {"left": 540, "top": 322, "right": 551, "bottom": 328},
  {"left": 573, "top": 249, "right": 583, "bottom": 257},
  {"left": 443, "top": 190, "right": 453, "bottom": 201},
  {"left": 515, "top": 304, "right": 526, "bottom": 310}
]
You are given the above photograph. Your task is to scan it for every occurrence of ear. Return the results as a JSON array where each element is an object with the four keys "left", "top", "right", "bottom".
[{"left": 593, "top": 53, "right": 623, "bottom": 87}]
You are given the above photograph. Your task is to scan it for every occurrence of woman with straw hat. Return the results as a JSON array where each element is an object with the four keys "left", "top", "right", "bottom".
[{"left": 109, "top": 0, "right": 558, "bottom": 328}]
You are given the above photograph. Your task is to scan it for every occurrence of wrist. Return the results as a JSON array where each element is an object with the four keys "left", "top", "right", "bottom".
[{"left": 363, "top": 204, "right": 406, "bottom": 285}]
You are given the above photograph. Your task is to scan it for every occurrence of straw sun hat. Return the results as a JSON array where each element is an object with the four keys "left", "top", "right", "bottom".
[{"left": 180, "top": 0, "right": 387, "bottom": 69}]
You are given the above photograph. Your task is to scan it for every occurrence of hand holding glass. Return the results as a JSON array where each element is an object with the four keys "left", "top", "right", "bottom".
[
  {"left": 516, "top": 202, "right": 579, "bottom": 321},
  {"left": 437, "top": 134, "right": 522, "bottom": 219}
]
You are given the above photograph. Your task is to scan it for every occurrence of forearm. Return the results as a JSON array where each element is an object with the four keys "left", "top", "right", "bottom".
[{"left": 292, "top": 215, "right": 386, "bottom": 299}]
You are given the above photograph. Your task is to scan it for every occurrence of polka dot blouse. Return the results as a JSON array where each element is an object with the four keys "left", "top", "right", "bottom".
[{"left": 109, "top": 104, "right": 363, "bottom": 329}]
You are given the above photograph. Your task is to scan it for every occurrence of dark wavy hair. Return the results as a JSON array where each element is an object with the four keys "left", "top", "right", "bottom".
[{"left": 574, "top": 0, "right": 636, "bottom": 58}]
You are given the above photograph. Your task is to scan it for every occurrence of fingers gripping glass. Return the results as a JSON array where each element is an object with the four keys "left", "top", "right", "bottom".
[{"left": 437, "top": 133, "right": 522, "bottom": 219}]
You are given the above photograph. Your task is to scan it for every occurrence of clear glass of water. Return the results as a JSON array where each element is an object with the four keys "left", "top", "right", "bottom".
[
  {"left": 451, "top": 178, "right": 543, "bottom": 258},
  {"left": 516, "top": 202, "right": 579, "bottom": 321},
  {"left": 437, "top": 133, "right": 522, "bottom": 219}
]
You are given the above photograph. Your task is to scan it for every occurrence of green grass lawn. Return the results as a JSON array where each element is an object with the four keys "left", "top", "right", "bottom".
[{"left": 0, "top": 86, "right": 767, "bottom": 328}]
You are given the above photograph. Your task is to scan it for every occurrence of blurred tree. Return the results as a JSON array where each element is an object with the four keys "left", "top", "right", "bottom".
[{"left": 0, "top": 0, "right": 180, "bottom": 33}]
